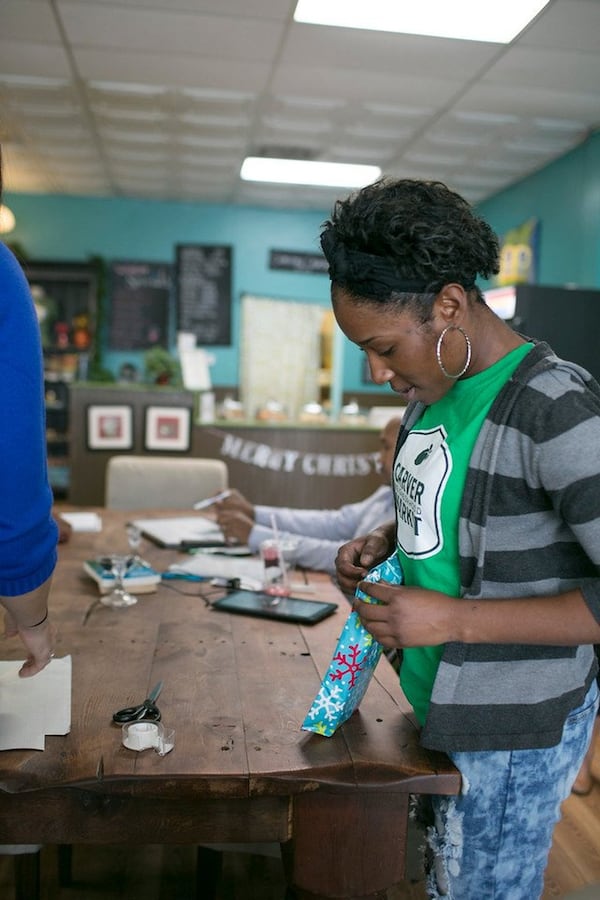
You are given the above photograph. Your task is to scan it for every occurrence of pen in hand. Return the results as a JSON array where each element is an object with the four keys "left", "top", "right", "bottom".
[{"left": 193, "top": 489, "right": 232, "bottom": 510}]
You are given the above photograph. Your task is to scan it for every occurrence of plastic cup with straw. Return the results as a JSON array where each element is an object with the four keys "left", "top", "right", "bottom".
[{"left": 259, "top": 513, "right": 290, "bottom": 598}]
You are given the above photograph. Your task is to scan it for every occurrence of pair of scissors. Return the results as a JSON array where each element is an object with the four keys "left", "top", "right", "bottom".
[{"left": 112, "top": 680, "right": 163, "bottom": 724}]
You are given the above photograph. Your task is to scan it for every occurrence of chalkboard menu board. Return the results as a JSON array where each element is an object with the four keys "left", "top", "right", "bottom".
[
  {"left": 109, "top": 261, "right": 172, "bottom": 350},
  {"left": 176, "top": 244, "right": 232, "bottom": 345}
]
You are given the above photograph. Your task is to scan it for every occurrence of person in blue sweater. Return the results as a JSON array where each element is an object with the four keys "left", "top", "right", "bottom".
[
  {"left": 0, "top": 148, "right": 58, "bottom": 677},
  {"left": 215, "top": 415, "right": 401, "bottom": 575}
]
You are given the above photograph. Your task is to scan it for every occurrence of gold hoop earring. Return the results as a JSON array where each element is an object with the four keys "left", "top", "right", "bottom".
[{"left": 436, "top": 325, "right": 472, "bottom": 379}]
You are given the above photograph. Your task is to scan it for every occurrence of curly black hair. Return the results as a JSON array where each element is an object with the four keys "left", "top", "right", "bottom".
[{"left": 320, "top": 178, "right": 500, "bottom": 313}]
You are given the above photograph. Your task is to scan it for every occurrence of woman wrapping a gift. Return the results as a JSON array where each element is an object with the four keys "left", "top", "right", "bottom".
[{"left": 320, "top": 178, "right": 600, "bottom": 900}]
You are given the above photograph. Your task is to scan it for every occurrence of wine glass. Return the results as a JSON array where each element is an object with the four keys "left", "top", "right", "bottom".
[
  {"left": 126, "top": 523, "right": 143, "bottom": 567},
  {"left": 100, "top": 553, "right": 138, "bottom": 608}
]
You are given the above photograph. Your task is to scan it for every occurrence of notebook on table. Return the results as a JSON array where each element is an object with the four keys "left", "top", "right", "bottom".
[{"left": 130, "top": 515, "right": 226, "bottom": 549}]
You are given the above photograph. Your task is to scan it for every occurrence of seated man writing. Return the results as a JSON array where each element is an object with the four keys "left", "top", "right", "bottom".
[{"left": 214, "top": 416, "right": 402, "bottom": 575}]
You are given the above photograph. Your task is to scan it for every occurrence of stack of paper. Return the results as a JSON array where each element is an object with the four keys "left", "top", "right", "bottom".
[
  {"left": 59, "top": 511, "right": 102, "bottom": 532},
  {"left": 0, "top": 656, "right": 71, "bottom": 750}
]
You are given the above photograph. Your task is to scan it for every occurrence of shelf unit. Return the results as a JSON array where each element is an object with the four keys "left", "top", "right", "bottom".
[{"left": 22, "top": 261, "right": 99, "bottom": 498}]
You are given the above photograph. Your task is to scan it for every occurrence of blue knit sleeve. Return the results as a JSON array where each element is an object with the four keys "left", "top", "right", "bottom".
[{"left": 0, "top": 243, "right": 57, "bottom": 595}]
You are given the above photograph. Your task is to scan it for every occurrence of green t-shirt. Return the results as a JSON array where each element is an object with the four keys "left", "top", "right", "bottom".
[{"left": 396, "top": 343, "right": 532, "bottom": 725}]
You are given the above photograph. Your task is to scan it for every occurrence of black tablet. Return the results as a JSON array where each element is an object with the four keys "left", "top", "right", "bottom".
[{"left": 211, "top": 590, "right": 338, "bottom": 624}]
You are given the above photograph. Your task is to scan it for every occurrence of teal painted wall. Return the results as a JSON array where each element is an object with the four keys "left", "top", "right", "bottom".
[
  {"left": 2, "top": 193, "right": 339, "bottom": 388},
  {"left": 5, "top": 129, "right": 600, "bottom": 393},
  {"left": 477, "top": 130, "right": 600, "bottom": 290}
]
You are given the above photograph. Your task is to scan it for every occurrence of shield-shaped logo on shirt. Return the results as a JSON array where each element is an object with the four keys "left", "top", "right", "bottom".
[{"left": 393, "top": 426, "right": 451, "bottom": 559}]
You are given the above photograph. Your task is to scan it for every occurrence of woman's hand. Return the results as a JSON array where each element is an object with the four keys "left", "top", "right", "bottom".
[
  {"left": 3, "top": 611, "right": 56, "bottom": 678},
  {"left": 1, "top": 576, "right": 55, "bottom": 677},
  {"left": 215, "top": 489, "right": 255, "bottom": 521},
  {"left": 335, "top": 524, "right": 395, "bottom": 595},
  {"left": 354, "top": 580, "right": 457, "bottom": 649},
  {"left": 216, "top": 509, "right": 254, "bottom": 545},
  {"left": 53, "top": 513, "right": 72, "bottom": 544}
]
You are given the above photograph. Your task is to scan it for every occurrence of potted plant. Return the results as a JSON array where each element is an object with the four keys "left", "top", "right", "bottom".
[{"left": 143, "top": 347, "right": 182, "bottom": 386}]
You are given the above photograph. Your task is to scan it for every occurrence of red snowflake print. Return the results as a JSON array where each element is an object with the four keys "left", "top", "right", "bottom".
[{"left": 329, "top": 644, "right": 365, "bottom": 688}]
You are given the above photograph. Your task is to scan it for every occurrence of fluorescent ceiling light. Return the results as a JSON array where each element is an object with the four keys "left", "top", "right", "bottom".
[
  {"left": 240, "top": 157, "right": 381, "bottom": 188},
  {"left": 294, "top": 0, "right": 551, "bottom": 44}
]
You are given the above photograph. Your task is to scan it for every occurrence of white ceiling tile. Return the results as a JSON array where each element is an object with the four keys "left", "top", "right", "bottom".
[
  {"left": 488, "top": 46, "right": 600, "bottom": 92},
  {"left": 273, "top": 95, "right": 345, "bottom": 112},
  {"left": 519, "top": 0, "right": 600, "bottom": 52},
  {"left": 251, "top": 132, "right": 324, "bottom": 153},
  {"left": 404, "top": 149, "right": 467, "bottom": 167},
  {"left": 179, "top": 113, "right": 250, "bottom": 128},
  {"left": 478, "top": 158, "right": 532, "bottom": 173},
  {"left": 261, "top": 114, "right": 332, "bottom": 134},
  {"left": 178, "top": 135, "right": 245, "bottom": 151},
  {"left": 533, "top": 116, "right": 587, "bottom": 133},
  {"left": 0, "top": 41, "right": 73, "bottom": 78},
  {"left": 180, "top": 87, "right": 255, "bottom": 105},
  {"left": 1, "top": 1, "right": 62, "bottom": 40},
  {"left": 61, "top": 0, "right": 291, "bottom": 17},
  {"left": 282, "top": 24, "right": 498, "bottom": 78},
  {"left": 74, "top": 48, "right": 272, "bottom": 93},
  {"left": 452, "top": 110, "right": 520, "bottom": 127},
  {"left": 59, "top": 4, "right": 285, "bottom": 61},
  {"left": 41, "top": 143, "right": 99, "bottom": 159},
  {"left": 455, "top": 82, "right": 600, "bottom": 122},
  {"left": 101, "top": 128, "right": 170, "bottom": 145},
  {"left": 427, "top": 132, "right": 491, "bottom": 149},
  {"left": 451, "top": 172, "right": 513, "bottom": 190},
  {"left": 344, "top": 122, "right": 415, "bottom": 141},
  {"left": 94, "top": 107, "right": 169, "bottom": 123},
  {"left": 365, "top": 102, "right": 434, "bottom": 120},
  {"left": 503, "top": 136, "right": 575, "bottom": 156},
  {"left": 327, "top": 144, "right": 392, "bottom": 163},
  {"left": 272, "top": 64, "right": 466, "bottom": 106},
  {"left": 107, "top": 147, "right": 169, "bottom": 163},
  {"left": 7, "top": 103, "right": 81, "bottom": 119}
]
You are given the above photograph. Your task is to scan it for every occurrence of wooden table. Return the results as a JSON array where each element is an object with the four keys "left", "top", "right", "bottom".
[{"left": 0, "top": 509, "right": 460, "bottom": 900}]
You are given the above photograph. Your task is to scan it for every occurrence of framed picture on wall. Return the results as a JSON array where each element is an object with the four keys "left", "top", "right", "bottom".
[
  {"left": 87, "top": 405, "right": 133, "bottom": 450},
  {"left": 144, "top": 406, "right": 191, "bottom": 452}
]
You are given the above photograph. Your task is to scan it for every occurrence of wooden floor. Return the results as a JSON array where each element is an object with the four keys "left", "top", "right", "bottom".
[{"left": 2, "top": 733, "right": 600, "bottom": 900}]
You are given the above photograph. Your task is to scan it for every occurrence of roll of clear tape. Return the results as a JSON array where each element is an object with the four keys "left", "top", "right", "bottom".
[{"left": 122, "top": 720, "right": 174, "bottom": 754}]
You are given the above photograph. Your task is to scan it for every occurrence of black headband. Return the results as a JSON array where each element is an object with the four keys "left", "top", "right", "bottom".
[{"left": 320, "top": 228, "right": 474, "bottom": 297}]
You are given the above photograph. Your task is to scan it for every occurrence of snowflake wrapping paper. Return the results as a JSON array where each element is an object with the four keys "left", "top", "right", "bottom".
[{"left": 301, "top": 552, "right": 403, "bottom": 737}]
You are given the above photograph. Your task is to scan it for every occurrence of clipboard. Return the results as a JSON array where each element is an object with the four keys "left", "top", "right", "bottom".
[
  {"left": 130, "top": 516, "right": 226, "bottom": 549},
  {"left": 211, "top": 590, "right": 338, "bottom": 624}
]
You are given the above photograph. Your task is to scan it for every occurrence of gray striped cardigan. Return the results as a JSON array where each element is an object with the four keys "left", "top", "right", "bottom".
[{"left": 397, "top": 341, "right": 599, "bottom": 752}]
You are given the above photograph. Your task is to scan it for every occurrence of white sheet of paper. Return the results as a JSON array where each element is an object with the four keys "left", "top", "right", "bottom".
[
  {"left": 59, "top": 512, "right": 103, "bottom": 532},
  {"left": 179, "top": 348, "right": 212, "bottom": 391},
  {"left": 0, "top": 655, "right": 72, "bottom": 751}
]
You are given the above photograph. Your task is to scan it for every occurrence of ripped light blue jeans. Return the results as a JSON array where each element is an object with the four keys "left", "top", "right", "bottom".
[{"left": 424, "top": 681, "right": 599, "bottom": 900}]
